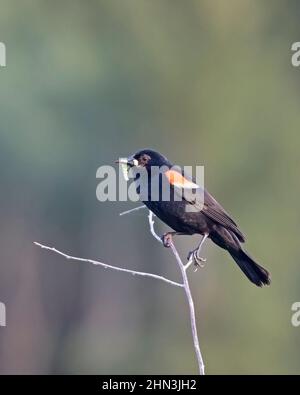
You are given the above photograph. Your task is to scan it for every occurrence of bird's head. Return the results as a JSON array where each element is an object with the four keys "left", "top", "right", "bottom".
[{"left": 115, "top": 149, "right": 171, "bottom": 173}]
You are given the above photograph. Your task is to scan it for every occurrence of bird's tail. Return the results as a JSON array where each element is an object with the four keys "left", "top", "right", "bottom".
[
  {"left": 229, "top": 249, "right": 271, "bottom": 287},
  {"left": 210, "top": 228, "right": 271, "bottom": 287}
]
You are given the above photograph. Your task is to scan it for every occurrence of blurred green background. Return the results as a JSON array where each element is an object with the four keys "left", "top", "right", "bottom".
[{"left": 0, "top": 0, "right": 299, "bottom": 374}]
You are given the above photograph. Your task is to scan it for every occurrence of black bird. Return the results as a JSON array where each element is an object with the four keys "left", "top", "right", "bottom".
[{"left": 117, "top": 149, "right": 270, "bottom": 287}]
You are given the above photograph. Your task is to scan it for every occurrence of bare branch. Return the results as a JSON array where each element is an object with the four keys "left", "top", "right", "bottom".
[
  {"left": 184, "top": 257, "right": 195, "bottom": 271},
  {"left": 34, "top": 242, "right": 183, "bottom": 288},
  {"left": 148, "top": 211, "right": 163, "bottom": 244},
  {"left": 147, "top": 211, "right": 205, "bottom": 375},
  {"left": 119, "top": 205, "right": 146, "bottom": 216},
  {"left": 169, "top": 242, "right": 205, "bottom": 375},
  {"left": 34, "top": 208, "right": 205, "bottom": 375}
]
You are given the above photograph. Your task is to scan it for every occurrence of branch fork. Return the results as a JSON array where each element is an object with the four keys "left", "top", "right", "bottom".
[{"left": 34, "top": 208, "right": 205, "bottom": 375}]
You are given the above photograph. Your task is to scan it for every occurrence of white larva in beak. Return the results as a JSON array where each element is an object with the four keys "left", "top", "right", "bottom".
[
  {"left": 118, "top": 158, "right": 130, "bottom": 181},
  {"left": 115, "top": 157, "right": 138, "bottom": 181},
  {"left": 121, "top": 163, "right": 129, "bottom": 181}
]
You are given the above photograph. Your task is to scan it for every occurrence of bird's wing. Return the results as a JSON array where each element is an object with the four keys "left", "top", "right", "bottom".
[
  {"left": 164, "top": 168, "right": 246, "bottom": 242},
  {"left": 201, "top": 190, "right": 245, "bottom": 242}
]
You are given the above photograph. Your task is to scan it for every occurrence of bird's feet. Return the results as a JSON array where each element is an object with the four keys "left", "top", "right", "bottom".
[
  {"left": 161, "top": 232, "right": 173, "bottom": 248},
  {"left": 187, "top": 249, "right": 207, "bottom": 269}
]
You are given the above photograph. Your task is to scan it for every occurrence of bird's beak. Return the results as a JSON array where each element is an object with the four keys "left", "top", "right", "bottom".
[
  {"left": 115, "top": 156, "right": 138, "bottom": 167},
  {"left": 115, "top": 156, "right": 138, "bottom": 182}
]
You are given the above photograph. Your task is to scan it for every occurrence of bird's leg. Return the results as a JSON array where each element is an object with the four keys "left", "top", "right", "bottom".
[
  {"left": 161, "top": 232, "right": 188, "bottom": 248},
  {"left": 187, "top": 233, "right": 209, "bottom": 268}
]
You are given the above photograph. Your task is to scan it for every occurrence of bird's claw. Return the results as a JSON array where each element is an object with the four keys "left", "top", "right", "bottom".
[
  {"left": 161, "top": 233, "right": 173, "bottom": 248},
  {"left": 187, "top": 250, "right": 207, "bottom": 269}
]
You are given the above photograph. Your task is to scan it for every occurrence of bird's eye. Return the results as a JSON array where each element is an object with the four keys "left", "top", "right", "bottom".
[{"left": 136, "top": 154, "right": 151, "bottom": 167}]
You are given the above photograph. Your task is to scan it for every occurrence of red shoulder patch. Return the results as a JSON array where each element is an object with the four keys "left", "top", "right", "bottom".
[{"left": 165, "top": 170, "right": 199, "bottom": 189}]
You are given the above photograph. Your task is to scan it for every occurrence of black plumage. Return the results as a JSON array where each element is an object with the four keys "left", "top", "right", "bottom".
[{"left": 121, "top": 149, "right": 270, "bottom": 287}]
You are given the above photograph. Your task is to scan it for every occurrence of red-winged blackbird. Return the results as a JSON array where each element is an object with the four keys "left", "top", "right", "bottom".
[{"left": 117, "top": 149, "right": 271, "bottom": 287}]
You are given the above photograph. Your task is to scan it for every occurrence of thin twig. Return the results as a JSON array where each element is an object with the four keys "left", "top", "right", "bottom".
[
  {"left": 148, "top": 211, "right": 163, "bottom": 244},
  {"left": 34, "top": 242, "right": 183, "bottom": 288},
  {"left": 170, "top": 243, "right": 205, "bottom": 375},
  {"left": 119, "top": 205, "right": 146, "bottom": 216},
  {"left": 34, "top": 208, "right": 205, "bottom": 375},
  {"left": 184, "top": 257, "right": 195, "bottom": 270},
  {"left": 147, "top": 211, "right": 205, "bottom": 375}
]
